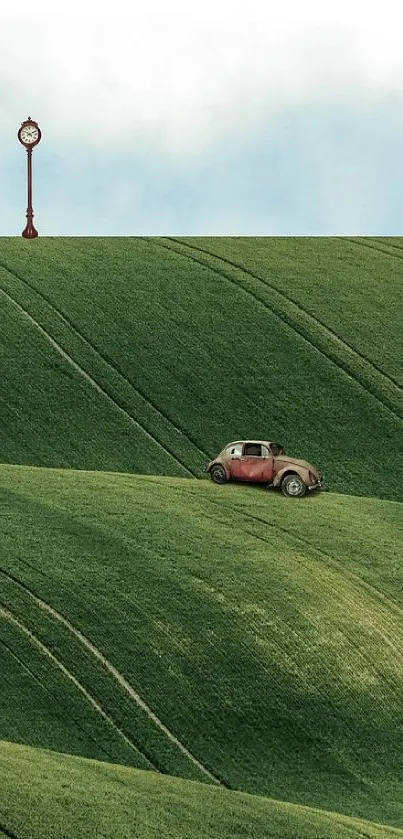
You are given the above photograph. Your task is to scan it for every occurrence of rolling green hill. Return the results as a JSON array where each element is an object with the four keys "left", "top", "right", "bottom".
[
  {"left": 0, "top": 237, "right": 402, "bottom": 498},
  {"left": 2, "top": 740, "right": 403, "bottom": 839},
  {"left": 1, "top": 463, "right": 403, "bottom": 830},
  {"left": 1, "top": 237, "right": 402, "bottom": 838}
]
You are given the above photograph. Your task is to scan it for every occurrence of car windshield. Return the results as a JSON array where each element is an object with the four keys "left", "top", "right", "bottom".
[{"left": 271, "top": 442, "right": 285, "bottom": 456}]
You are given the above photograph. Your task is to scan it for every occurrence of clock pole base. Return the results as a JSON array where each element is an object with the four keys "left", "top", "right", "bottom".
[{"left": 22, "top": 223, "right": 38, "bottom": 239}]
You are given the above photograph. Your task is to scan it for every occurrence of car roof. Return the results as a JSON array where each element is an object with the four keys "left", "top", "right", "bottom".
[{"left": 224, "top": 440, "right": 275, "bottom": 447}]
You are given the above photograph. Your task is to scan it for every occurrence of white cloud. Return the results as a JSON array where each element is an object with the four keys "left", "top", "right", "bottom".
[{"left": 2, "top": 1, "right": 403, "bottom": 155}]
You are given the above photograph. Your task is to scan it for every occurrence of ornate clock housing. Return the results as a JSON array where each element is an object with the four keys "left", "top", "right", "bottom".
[{"left": 18, "top": 118, "right": 42, "bottom": 148}]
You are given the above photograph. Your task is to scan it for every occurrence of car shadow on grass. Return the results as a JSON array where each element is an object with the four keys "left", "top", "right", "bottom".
[{"left": 204, "top": 478, "right": 325, "bottom": 500}]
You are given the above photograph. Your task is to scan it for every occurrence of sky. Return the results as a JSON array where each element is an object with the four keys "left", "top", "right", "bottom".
[{"left": 2, "top": 0, "right": 403, "bottom": 235}]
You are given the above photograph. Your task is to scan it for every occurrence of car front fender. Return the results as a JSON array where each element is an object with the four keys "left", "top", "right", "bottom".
[
  {"left": 272, "top": 465, "right": 310, "bottom": 488},
  {"left": 204, "top": 459, "right": 230, "bottom": 478}
]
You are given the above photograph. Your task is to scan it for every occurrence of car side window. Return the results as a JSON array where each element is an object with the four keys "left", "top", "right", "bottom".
[
  {"left": 243, "top": 443, "right": 262, "bottom": 457},
  {"left": 261, "top": 445, "right": 270, "bottom": 458},
  {"left": 226, "top": 443, "right": 243, "bottom": 457}
]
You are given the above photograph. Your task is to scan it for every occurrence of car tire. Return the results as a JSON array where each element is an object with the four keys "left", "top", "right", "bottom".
[
  {"left": 281, "top": 473, "right": 306, "bottom": 497},
  {"left": 210, "top": 465, "right": 228, "bottom": 484}
]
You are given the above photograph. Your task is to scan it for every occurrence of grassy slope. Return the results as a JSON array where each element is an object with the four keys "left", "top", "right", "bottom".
[
  {"left": 179, "top": 236, "right": 403, "bottom": 387},
  {"left": 0, "top": 237, "right": 402, "bottom": 499},
  {"left": 2, "top": 741, "right": 403, "bottom": 839},
  {"left": 1, "top": 464, "right": 403, "bottom": 827}
]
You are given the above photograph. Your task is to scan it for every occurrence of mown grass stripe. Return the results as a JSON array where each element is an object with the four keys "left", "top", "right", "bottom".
[
  {"left": 0, "top": 605, "right": 155, "bottom": 770},
  {"left": 0, "top": 573, "right": 221, "bottom": 787},
  {"left": 160, "top": 237, "right": 403, "bottom": 422},
  {"left": 0, "top": 282, "right": 194, "bottom": 477}
]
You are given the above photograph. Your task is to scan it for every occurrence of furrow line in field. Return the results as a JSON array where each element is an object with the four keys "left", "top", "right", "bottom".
[
  {"left": 0, "top": 281, "right": 194, "bottom": 477},
  {"left": 0, "top": 635, "right": 118, "bottom": 763},
  {"left": 0, "top": 260, "right": 209, "bottom": 466},
  {"left": 0, "top": 822, "right": 22, "bottom": 839},
  {"left": 375, "top": 239, "right": 403, "bottom": 253},
  {"left": 0, "top": 604, "right": 156, "bottom": 771},
  {"left": 168, "top": 236, "right": 402, "bottom": 392},
  {"left": 160, "top": 238, "right": 403, "bottom": 422},
  {"left": 340, "top": 236, "right": 403, "bottom": 266},
  {"left": 170, "top": 237, "right": 403, "bottom": 401},
  {"left": 0, "top": 573, "right": 221, "bottom": 786}
]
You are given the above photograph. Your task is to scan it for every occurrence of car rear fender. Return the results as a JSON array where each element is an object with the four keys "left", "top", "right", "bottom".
[{"left": 272, "top": 465, "right": 310, "bottom": 488}]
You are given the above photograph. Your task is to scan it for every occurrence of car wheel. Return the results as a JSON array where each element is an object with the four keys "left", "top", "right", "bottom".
[
  {"left": 210, "top": 465, "right": 228, "bottom": 484},
  {"left": 281, "top": 473, "right": 306, "bottom": 497}
]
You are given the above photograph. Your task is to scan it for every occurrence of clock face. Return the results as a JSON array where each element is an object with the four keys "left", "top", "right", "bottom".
[{"left": 19, "top": 124, "right": 40, "bottom": 145}]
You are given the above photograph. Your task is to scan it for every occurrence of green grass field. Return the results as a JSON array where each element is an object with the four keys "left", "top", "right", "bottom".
[
  {"left": 0, "top": 237, "right": 401, "bottom": 498},
  {"left": 1, "top": 463, "right": 403, "bottom": 832},
  {"left": 0, "top": 237, "right": 402, "bottom": 838},
  {"left": 2, "top": 740, "right": 403, "bottom": 839}
]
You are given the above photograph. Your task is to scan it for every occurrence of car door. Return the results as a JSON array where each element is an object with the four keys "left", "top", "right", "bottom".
[
  {"left": 231, "top": 443, "right": 273, "bottom": 482},
  {"left": 225, "top": 443, "right": 243, "bottom": 479}
]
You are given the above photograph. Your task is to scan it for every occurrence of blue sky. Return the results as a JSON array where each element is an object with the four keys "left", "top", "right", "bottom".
[{"left": 2, "top": 2, "right": 403, "bottom": 236}]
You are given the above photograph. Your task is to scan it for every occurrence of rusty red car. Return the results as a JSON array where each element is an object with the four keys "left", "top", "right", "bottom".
[{"left": 205, "top": 440, "right": 322, "bottom": 497}]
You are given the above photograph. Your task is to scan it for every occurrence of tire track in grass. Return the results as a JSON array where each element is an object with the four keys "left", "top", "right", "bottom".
[
  {"left": 0, "top": 572, "right": 222, "bottom": 787},
  {"left": 0, "top": 261, "right": 209, "bottom": 468},
  {"left": 169, "top": 237, "right": 403, "bottom": 408},
  {"left": 340, "top": 236, "right": 403, "bottom": 267},
  {"left": 0, "top": 605, "right": 156, "bottom": 771},
  {"left": 0, "top": 281, "right": 194, "bottom": 477},
  {"left": 168, "top": 237, "right": 403, "bottom": 396},
  {"left": 375, "top": 238, "right": 403, "bottom": 254},
  {"left": 0, "top": 635, "right": 120, "bottom": 764},
  {"left": 155, "top": 238, "right": 403, "bottom": 423},
  {"left": 0, "top": 822, "right": 22, "bottom": 839}
]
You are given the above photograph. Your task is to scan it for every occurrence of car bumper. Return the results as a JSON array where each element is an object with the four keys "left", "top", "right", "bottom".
[{"left": 307, "top": 477, "right": 323, "bottom": 491}]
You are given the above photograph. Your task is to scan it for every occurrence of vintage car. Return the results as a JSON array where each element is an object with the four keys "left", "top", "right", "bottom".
[{"left": 205, "top": 440, "right": 322, "bottom": 497}]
